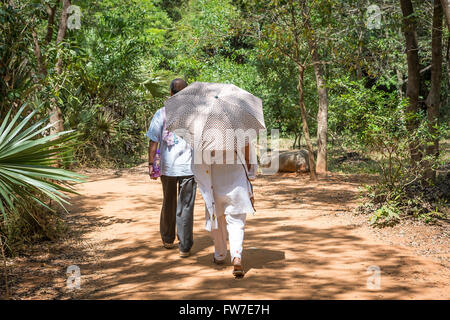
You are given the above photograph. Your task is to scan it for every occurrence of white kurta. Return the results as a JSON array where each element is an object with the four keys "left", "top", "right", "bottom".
[{"left": 192, "top": 155, "right": 255, "bottom": 231}]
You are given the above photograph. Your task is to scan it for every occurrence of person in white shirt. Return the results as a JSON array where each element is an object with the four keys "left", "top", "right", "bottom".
[{"left": 147, "top": 79, "right": 196, "bottom": 258}]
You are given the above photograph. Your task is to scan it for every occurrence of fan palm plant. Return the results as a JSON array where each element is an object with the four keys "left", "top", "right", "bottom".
[{"left": 0, "top": 104, "right": 84, "bottom": 231}]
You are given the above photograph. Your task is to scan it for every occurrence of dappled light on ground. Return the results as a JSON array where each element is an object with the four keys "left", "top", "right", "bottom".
[
  {"left": 40, "top": 166, "right": 447, "bottom": 300},
  {"left": 4, "top": 166, "right": 448, "bottom": 299}
]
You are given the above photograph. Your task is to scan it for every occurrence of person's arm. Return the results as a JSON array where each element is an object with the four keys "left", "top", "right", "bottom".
[
  {"left": 146, "top": 109, "right": 163, "bottom": 180},
  {"left": 245, "top": 144, "right": 251, "bottom": 170},
  {"left": 245, "top": 143, "right": 257, "bottom": 180},
  {"left": 148, "top": 140, "right": 158, "bottom": 179}
]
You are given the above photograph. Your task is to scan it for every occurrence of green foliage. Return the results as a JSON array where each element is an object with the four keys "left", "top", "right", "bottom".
[
  {"left": 330, "top": 77, "right": 449, "bottom": 226},
  {"left": 369, "top": 200, "right": 401, "bottom": 226},
  {"left": 168, "top": 0, "right": 318, "bottom": 138},
  {"left": 329, "top": 78, "right": 406, "bottom": 152},
  {"left": 1, "top": 0, "right": 449, "bottom": 243},
  {"left": 49, "top": 0, "right": 173, "bottom": 166},
  {"left": 170, "top": 0, "right": 244, "bottom": 79},
  {"left": 0, "top": 2, "right": 35, "bottom": 116},
  {"left": 361, "top": 172, "right": 449, "bottom": 227},
  {"left": 0, "top": 105, "right": 84, "bottom": 249},
  {"left": 177, "top": 0, "right": 239, "bottom": 52}
]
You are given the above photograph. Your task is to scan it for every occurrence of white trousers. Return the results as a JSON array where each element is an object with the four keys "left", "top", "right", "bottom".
[{"left": 210, "top": 213, "right": 246, "bottom": 262}]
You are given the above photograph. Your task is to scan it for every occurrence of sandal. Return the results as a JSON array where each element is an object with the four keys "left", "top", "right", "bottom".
[
  {"left": 163, "top": 242, "right": 175, "bottom": 249},
  {"left": 232, "top": 258, "right": 245, "bottom": 278}
]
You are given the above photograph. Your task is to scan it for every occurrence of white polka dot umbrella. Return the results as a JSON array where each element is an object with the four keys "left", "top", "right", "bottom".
[{"left": 164, "top": 82, "right": 265, "bottom": 151}]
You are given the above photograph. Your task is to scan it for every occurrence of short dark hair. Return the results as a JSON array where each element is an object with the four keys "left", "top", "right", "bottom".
[{"left": 170, "top": 78, "right": 188, "bottom": 95}]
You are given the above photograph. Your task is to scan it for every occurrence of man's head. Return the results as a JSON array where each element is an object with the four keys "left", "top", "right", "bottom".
[{"left": 170, "top": 78, "right": 188, "bottom": 96}]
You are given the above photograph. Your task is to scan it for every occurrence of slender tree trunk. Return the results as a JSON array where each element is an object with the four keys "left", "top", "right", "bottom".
[
  {"left": 297, "top": 64, "right": 317, "bottom": 181},
  {"left": 55, "top": 0, "right": 70, "bottom": 74},
  {"left": 50, "top": 0, "right": 70, "bottom": 135},
  {"left": 309, "top": 46, "right": 328, "bottom": 174},
  {"left": 32, "top": 30, "right": 46, "bottom": 76},
  {"left": 400, "top": 0, "right": 422, "bottom": 164},
  {"left": 446, "top": 36, "right": 450, "bottom": 111},
  {"left": 45, "top": 3, "right": 58, "bottom": 44},
  {"left": 31, "top": 2, "right": 59, "bottom": 78},
  {"left": 424, "top": 0, "right": 444, "bottom": 182},
  {"left": 441, "top": 0, "right": 450, "bottom": 32},
  {"left": 300, "top": 0, "right": 328, "bottom": 174}
]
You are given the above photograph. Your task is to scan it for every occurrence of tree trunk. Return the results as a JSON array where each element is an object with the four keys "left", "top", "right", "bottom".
[
  {"left": 441, "top": 0, "right": 450, "bottom": 32},
  {"left": 45, "top": 3, "right": 58, "bottom": 44},
  {"left": 55, "top": 0, "right": 70, "bottom": 74},
  {"left": 447, "top": 36, "right": 450, "bottom": 112},
  {"left": 309, "top": 46, "right": 328, "bottom": 174},
  {"left": 400, "top": 0, "right": 422, "bottom": 164},
  {"left": 297, "top": 64, "right": 317, "bottom": 181},
  {"left": 293, "top": 132, "right": 299, "bottom": 149},
  {"left": 32, "top": 30, "right": 46, "bottom": 76},
  {"left": 31, "top": 2, "right": 59, "bottom": 78},
  {"left": 424, "top": 0, "right": 444, "bottom": 182},
  {"left": 301, "top": 0, "right": 328, "bottom": 174},
  {"left": 50, "top": 0, "right": 70, "bottom": 135}
]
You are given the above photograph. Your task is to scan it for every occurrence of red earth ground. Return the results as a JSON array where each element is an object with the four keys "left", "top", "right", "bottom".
[{"left": 2, "top": 165, "right": 449, "bottom": 299}]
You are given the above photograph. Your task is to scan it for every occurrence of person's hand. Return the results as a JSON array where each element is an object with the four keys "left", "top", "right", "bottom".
[
  {"left": 248, "top": 164, "right": 257, "bottom": 180},
  {"left": 148, "top": 165, "right": 158, "bottom": 180},
  {"left": 250, "top": 195, "right": 255, "bottom": 211}
]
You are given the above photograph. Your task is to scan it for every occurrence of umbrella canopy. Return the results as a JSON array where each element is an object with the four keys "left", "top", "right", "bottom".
[{"left": 164, "top": 82, "right": 265, "bottom": 151}]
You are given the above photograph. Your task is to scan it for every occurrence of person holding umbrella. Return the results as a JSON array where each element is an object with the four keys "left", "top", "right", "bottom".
[
  {"left": 164, "top": 82, "right": 264, "bottom": 277},
  {"left": 194, "top": 144, "right": 257, "bottom": 278}
]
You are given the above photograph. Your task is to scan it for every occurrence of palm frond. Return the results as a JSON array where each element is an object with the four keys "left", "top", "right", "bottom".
[{"left": 0, "top": 104, "right": 85, "bottom": 225}]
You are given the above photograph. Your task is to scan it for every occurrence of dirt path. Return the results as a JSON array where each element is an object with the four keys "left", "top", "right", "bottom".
[{"left": 5, "top": 165, "right": 449, "bottom": 299}]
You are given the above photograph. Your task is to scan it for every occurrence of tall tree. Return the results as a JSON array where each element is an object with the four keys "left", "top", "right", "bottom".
[
  {"left": 49, "top": 0, "right": 70, "bottom": 135},
  {"left": 400, "top": 0, "right": 422, "bottom": 164},
  {"left": 441, "top": 0, "right": 450, "bottom": 31},
  {"left": 300, "top": 1, "right": 329, "bottom": 174},
  {"left": 249, "top": 0, "right": 340, "bottom": 180},
  {"left": 259, "top": 0, "right": 318, "bottom": 180},
  {"left": 424, "top": 0, "right": 444, "bottom": 182},
  {"left": 29, "top": 0, "right": 71, "bottom": 135}
]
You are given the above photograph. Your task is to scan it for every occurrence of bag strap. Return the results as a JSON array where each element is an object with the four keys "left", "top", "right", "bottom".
[
  {"left": 242, "top": 162, "right": 253, "bottom": 193},
  {"left": 235, "top": 150, "right": 252, "bottom": 186},
  {"left": 235, "top": 150, "right": 255, "bottom": 210}
]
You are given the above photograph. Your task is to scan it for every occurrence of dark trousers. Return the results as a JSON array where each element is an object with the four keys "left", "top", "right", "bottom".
[{"left": 160, "top": 175, "right": 196, "bottom": 252}]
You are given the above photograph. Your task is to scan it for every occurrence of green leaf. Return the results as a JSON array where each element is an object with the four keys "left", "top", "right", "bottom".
[{"left": 0, "top": 104, "right": 86, "bottom": 229}]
